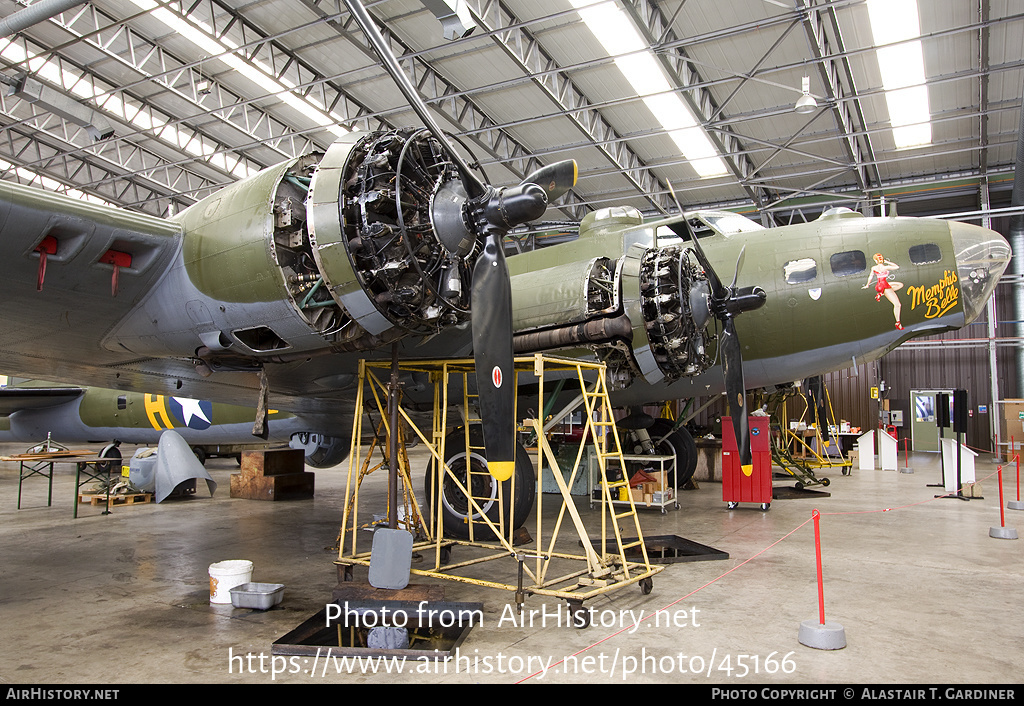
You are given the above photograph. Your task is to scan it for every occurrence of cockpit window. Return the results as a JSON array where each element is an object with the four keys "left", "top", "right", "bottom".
[
  {"left": 700, "top": 212, "right": 765, "bottom": 235},
  {"left": 908, "top": 243, "right": 941, "bottom": 265},
  {"left": 830, "top": 250, "right": 867, "bottom": 277},
  {"left": 784, "top": 258, "right": 818, "bottom": 284},
  {"left": 656, "top": 210, "right": 765, "bottom": 246}
]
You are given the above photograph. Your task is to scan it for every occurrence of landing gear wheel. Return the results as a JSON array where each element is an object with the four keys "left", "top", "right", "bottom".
[
  {"left": 639, "top": 577, "right": 653, "bottom": 595},
  {"left": 640, "top": 419, "right": 698, "bottom": 488},
  {"left": 424, "top": 428, "right": 535, "bottom": 540},
  {"left": 567, "top": 600, "right": 590, "bottom": 628},
  {"left": 96, "top": 444, "right": 122, "bottom": 474}
]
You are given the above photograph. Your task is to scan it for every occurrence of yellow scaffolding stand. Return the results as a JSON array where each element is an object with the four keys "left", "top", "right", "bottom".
[
  {"left": 765, "top": 386, "right": 850, "bottom": 489},
  {"left": 336, "top": 354, "right": 662, "bottom": 624}
]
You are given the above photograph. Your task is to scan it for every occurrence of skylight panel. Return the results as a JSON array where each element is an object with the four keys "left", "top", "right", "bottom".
[
  {"left": 569, "top": 0, "right": 728, "bottom": 178},
  {"left": 0, "top": 156, "right": 116, "bottom": 206},
  {"left": 0, "top": 37, "right": 254, "bottom": 179},
  {"left": 865, "top": 0, "right": 931, "bottom": 149},
  {"left": 129, "top": 0, "right": 348, "bottom": 138}
]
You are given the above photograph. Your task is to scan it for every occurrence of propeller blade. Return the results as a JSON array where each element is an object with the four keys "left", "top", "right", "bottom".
[
  {"left": 720, "top": 318, "right": 752, "bottom": 472},
  {"left": 672, "top": 215, "right": 728, "bottom": 300},
  {"left": 730, "top": 244, "right": 746, "bottom": 289},
  {"left": 670, "top": 212, "right": 763, "bottom": 471},
  {"left": 471, "top": 232, "right": 516, "bottom": 481},
  {"left": 521, "top": 159, "right": 578, "bottom": 201}
]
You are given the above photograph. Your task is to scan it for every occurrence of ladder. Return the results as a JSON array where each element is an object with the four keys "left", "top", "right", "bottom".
[{"left": 533, "top": 357, "right": 652, "bottom": 588}]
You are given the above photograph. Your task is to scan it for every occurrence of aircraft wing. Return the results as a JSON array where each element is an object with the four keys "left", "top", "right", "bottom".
[
  {"left": 0, "top": 386, "right": 84, "bottom": 415},
  {"left": 0, "top": 179, "right": 184, "bottom": 382}
]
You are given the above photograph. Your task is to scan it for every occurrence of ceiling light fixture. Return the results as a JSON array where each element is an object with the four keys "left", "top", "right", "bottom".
[
  {"left": 129, "top": 0, "right": 348, "bottom": 138},
  {"left": 865, "top": 0, "right": 931, "bottom": 148},
  {"left": 569, "top": 0, "right": 728, "bottom": 178},
  {"left": 794, "top": 75, "right": 817, "bottom": 114}
]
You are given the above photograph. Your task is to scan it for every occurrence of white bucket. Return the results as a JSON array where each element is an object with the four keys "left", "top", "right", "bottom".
[{"left": 208, "top": 560, "right": 253, "bottom": 604}]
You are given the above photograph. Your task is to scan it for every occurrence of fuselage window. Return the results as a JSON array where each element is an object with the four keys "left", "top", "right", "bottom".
[
  {"left": 830, "top": 250, "right": 867, "bottom": 277},
  {"left": 908, "top": 243, "right": 941, "bottom": 264},
  {"left": 784, "top": 257, "right": 818, "bottom": 284}
]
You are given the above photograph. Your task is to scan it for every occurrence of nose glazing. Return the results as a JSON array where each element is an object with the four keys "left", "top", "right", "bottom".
[{"left": 950, "top": 220, "right": 1012, "bottom": 323}]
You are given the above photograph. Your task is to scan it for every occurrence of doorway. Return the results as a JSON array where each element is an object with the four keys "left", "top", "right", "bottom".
[{"left": 910, "top": 389, "right": 953, "bottom": 452}]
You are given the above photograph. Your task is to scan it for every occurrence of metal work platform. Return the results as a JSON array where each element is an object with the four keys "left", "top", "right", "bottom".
[
  {"left": 764, "top": 386, "right": 850, "bottom": 490},
  {"left": 335, "top": 354, "right": 663, "bottom": 625}
]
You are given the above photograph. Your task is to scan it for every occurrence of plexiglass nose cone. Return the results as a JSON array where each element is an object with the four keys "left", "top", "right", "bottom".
[{"left": 950, "top": 220, "right": 1011, "bottom": 323}]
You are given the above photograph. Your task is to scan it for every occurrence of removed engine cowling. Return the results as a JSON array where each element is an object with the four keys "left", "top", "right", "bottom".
[{"left": 510, "top": 238, "right": 714, "bottom": 388}]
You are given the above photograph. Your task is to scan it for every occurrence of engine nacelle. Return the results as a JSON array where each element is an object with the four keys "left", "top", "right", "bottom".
[
  {"left": 107, "top": 130, "right": 476, "bottom": 368},
  {"left": 306, "top": 129, "right": 474, "bottom": 339},
  {"left": 510, "top": 237, "right": 713, "bottom": 388}
]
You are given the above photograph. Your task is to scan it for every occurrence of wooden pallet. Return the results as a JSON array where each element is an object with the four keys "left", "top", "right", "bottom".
[{"left": 78, "top": 492, "right": 153, "bottom": 506}]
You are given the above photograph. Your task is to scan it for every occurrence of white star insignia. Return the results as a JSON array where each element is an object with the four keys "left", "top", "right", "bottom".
[{"left": 173, "top": 397, "right": 211, "bottom": 426}]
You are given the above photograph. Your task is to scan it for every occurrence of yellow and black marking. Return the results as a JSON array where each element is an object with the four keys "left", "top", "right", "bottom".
[{"left": 144, "top": 394, "right": 176, "bottom": 430}]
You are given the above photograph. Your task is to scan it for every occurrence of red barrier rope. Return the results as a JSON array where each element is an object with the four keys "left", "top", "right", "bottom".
[{"left": 516, "top": 454, "right": 1015, "bottom": 683}]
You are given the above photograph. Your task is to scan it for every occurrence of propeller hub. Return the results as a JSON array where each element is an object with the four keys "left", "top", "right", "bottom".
[
  {"left": 429, "top": 177, "right": 475, "bottom": 258},
  {"left": 479, "top": 183, "right": 549, "bottom": 232}
]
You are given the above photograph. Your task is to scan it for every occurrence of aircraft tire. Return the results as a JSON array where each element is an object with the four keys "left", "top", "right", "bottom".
[
  {"left": 646, "top": 419, "right": 698, "bottom": 488},
  {"left": 424, "top": 428, "right": 535, "bottom": 540},
  {"left": 96, "top": 443, "right": 122, "bottom": 474}
]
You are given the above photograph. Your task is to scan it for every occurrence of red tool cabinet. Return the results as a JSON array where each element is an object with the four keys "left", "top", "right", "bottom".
[{"left": 722, "top": 415, "right": 773, "bottom": 510}]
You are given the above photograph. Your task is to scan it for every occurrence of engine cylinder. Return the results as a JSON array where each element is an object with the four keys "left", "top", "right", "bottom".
[{"left": 307, "top": 129, "right": 473, "bottom": 338}]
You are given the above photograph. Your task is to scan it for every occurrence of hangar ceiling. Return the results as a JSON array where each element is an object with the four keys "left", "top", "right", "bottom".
[{"left": 0, "top": 0, "right": 1020, "bottom": 233}]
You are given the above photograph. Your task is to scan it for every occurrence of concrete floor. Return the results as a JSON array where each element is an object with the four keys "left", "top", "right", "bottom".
[{"left": 1, "top": 440, "right": 1021, "bottom": 685}]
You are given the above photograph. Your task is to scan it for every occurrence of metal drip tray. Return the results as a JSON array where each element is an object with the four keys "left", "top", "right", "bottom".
[{"left": 599, "top": 535, "right": 729, "bottom": 564}]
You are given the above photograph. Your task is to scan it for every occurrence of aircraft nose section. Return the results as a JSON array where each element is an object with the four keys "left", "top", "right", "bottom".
[{"left": 951, "top": 220, "right": 1011, "bottom": 323}]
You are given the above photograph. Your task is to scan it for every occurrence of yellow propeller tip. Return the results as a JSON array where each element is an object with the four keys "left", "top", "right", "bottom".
[{"left": 488, "top": 460, "right": 515, "bottom": 481}]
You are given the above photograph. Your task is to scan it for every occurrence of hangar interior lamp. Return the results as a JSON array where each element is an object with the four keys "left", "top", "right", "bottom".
[{"left": 794, "top": 76, "right": 817, "bottom": 114}]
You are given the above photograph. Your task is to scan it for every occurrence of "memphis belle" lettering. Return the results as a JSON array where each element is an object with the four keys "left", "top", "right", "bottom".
[{"left": 908, "top": 270, "right": 959, "bottom": 319}]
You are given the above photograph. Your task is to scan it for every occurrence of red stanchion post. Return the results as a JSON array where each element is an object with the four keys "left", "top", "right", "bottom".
[
  {"left": 998, "top": 466, "right": 1006, "bottom": 528},
  {"left": 990, "top": 465, "right": 1019, "bottom": 539},
  {"left": 900, "top": 438, "right": 913, "bottom": 473},
  {"left": 798, "top": 509, "right": 846, "bottom": 649},
  {"left": 1009, "top": 447, "right": 1023, "bottom": 512},
  {"left": 813, "top": 508, "right": 825, "bottom": 624}
]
